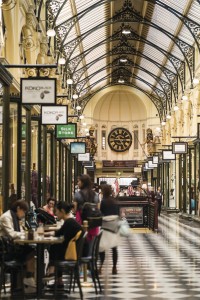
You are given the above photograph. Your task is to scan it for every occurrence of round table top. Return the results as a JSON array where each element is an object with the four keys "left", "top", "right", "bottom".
[{"left": 14, "top": 236, "right": 64, "bottom": 245}]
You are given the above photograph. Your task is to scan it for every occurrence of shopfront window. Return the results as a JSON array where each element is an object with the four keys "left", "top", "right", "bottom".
[
  {"left": 31, "top": 120, "right": 39, "bottom": 207},
  {"left": 9, "top": 103, "right": 18, "bottom": 196},
  {"left": 21, "top": 108, "right": 26, "bottom": 198},
  {"left": 188, "top": 147, "right": 195, "bottom": 214},
  {"left": 56, "top": 140, "right": 59, "bottom": 199}
]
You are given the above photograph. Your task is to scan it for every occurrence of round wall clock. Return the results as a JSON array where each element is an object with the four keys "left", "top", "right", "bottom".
[{"left": 108, "top": 128, "right": 132, "bottom": 152}]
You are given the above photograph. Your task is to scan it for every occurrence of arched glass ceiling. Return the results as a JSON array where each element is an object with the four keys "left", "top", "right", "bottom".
[{"left": 47, "top": 0, "right": 200, "bottom": 118}]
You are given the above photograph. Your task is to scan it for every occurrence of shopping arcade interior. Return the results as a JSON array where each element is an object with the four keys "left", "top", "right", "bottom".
[{"left": 0, "top": 0, "right": 200, "bottom": 214}]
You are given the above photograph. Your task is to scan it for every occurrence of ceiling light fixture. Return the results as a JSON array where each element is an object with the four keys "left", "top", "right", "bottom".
[
  {"left": 67, "top": 78, "right": 73, "bottom": 85},
  {"left": 174, "top": 105, "right": 179, "bottom": 111},
  {"left": 166, "top": 115, "right": 171, "bottom": 119},
  {"left": 182, "top": 94, "right": 188, "bottom": 101},
  {"left": 72, "top": 94, "right": 78, "bottom": 99},
  {"left": 120, "top": 57, "right": 128, "bottom": 63},
  {"left": 76, "top": 105, "right": 81, "bottom": 111},
  {"left": 118, "top": 78, "right": 125, "bottom": 83},
  {"left": 122, "top": 26, "right": 131, "bottom": 35},
  {"left": 79, "top": 115, "right": 84, "bottom": 119},
  {"left": 47, "top": 29, "right": 56, "bottom": 37},
  {"left": 58, "top": 57, "right": 66, "bottom": 65},
  {"left": 161, "top": 121, "right": 166, "bottom": 126},
  {"left": 193, "top": 77, "right": 199, "bottom": 85}
]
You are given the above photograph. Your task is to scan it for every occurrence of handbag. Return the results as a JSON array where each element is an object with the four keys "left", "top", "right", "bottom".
[
  {"left": 118, "top": 219, "right": 130, "bottom": 237},
  {"left": 101, "top": 215, "right": 120, "bottom": 233}
]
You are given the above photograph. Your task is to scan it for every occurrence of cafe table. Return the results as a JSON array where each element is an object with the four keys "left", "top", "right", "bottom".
[{"left": 14, "top": 235, "right": 64, "bottom": 298}]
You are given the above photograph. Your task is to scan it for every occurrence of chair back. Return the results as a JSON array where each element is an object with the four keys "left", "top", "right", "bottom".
[
  {"left": 76, "top": 231, "right": 87, "bottom": 261},
  {"left": 65, "top": 230, "right": 82, "bottom": 261},
  {"left": 92, "top": 230, "right": 103, "bottom": 261}
]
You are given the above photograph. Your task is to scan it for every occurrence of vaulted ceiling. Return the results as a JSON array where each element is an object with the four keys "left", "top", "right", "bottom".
[{"left": 46, "top": 0, "right": 200, "bottom": 120}]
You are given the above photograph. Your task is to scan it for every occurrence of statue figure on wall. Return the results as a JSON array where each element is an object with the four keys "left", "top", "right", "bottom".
[
  {"left": 85, "top": 125, "right": 98, "bottom": 156},
  {"left": 144, "top": 128, "right": 155, "bottom": 156}
]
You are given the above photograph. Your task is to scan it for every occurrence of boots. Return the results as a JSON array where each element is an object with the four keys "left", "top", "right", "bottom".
[{"left": 112, "top": 266, "right": 117, "bottom": 275}]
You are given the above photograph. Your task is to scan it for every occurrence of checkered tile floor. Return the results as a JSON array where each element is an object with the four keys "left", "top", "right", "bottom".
[{"left": 2, "top": 214, "right": 200, "bottom": 299}]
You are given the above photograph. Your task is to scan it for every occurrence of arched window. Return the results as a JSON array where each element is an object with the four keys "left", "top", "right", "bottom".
[
  {"left": 101, "top": 125, "right": 106, "bottom": 150},
  {"left": 133, "top": 125, "right": 139, "bottom": 150},
  {"left": 142, "top": 124, "right": 145, "bottom": 143}
]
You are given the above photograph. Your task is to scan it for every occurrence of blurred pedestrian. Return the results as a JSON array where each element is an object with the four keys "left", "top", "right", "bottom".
[
  {"left": 155, "top": 186, "right": 163, "bottom": 216},
  {"left": 73, "top": 174, "right": 99, "bottom": 253},
  {"left": 99, "top": 184, "right": 119, "bottom": 275}
]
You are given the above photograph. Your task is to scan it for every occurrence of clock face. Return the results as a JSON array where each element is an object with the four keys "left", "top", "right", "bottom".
[{"left": 108, "top": 128, "right": 132, "bottom": 152}]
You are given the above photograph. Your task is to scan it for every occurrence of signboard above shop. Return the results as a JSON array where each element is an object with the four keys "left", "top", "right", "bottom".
[
  {"left": 70, "top": 142, "right": 86, "bottom": 154},
  {"left": 172, "top": 142, "right": 188, "bottom": 154},
  {"left": 153, "top": 156, "right": 159, "bottom": 164},
  {"left": 148, "top": 160, "right": 157, "bottom": 168},
  {"left": 56, "top": 123, "right": 77, "bottom": 139},
  {"left": 102, "top": 160, "right": 137, "bottom": 168},
  {"left": 41, "top": 105, "right": 68, "bottom": 125},
  {"left": 21, "top": 78, "right": 56, "bottom": 104},
  {"left": 78, "top": 153, "right": 90, "bottom": 161},
  {"left": 162, "top": 150, "right": 176, "bottom": 160}
]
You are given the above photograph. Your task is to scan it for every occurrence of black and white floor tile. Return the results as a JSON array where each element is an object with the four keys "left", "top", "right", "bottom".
[{"left": 2, "top": 214, "right": 200, "bottom": 299}]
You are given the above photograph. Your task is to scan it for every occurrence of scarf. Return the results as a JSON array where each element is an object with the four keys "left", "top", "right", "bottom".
[{"left": 10, "top": 210, "right": 20, "bottom": 232}]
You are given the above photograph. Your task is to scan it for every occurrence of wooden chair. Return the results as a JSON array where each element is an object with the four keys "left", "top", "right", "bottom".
[
  {"left": 0, "top": 237, "right": 25, "bottom": 296},
  {"left": 53, "top": 231, "right": 87, "bottom": 299},
  {"left": 80, "top": 230, "right": 103, "bottom": 294}
]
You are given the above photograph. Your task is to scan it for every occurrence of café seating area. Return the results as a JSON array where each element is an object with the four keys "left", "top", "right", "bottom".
[
  {"left": 2, "top": 214, "right": 200, "bottom": 299},
  {"left": 0, "top": 228, "right": 103, "bottom": 299}
]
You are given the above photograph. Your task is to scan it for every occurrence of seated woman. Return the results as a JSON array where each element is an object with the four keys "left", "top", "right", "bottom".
[
  {"left": 43, "top": 201, "right": 84, "bottom": 287},
  {"left": 0, "top": 199, "right": 36, "bottom": 288},
  {"left": 43, "top": 197, "right": 57, "bottom": 217}
]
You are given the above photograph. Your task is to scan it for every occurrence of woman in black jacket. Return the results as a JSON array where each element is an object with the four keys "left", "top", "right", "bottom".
[{"left": 43, "top": 201, "right": 83, "bottom": 287}]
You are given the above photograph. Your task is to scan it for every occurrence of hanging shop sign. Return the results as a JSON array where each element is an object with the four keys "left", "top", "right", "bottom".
[
  {"left": 70, "top": 142, "right": 86, "bottom": 154},
  {"left": 21, "top": 78, "right": 56, "bottom": 104},
  {"left": 41, "top": 105, "right": 68, "bottom": 125},
  {"left": 153, "top": 155, "right": 159, "bottom": 164},
  {"left": 172, "top": 142, "right": 188, "bottom": 154},
  {"left": 148, "top": 160, "right": 157, "bottom": 168},
  {"left": 145, "top": 162, "right": 153, "bottom": 170},
  {"left": 22, "top": 124, "right": 26, "bottom": 139},
  {"left": 56, "top": 123, "right": 77, "bottom": 139},
  {"left": 82, "top": 160, "right": 94, "bottom": 168},
  {"left": 78, "top": 153, "right": 90, "bottom": 161},
  {"left": 162, "top": 150, "right": 175, "bottom": 160}
]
